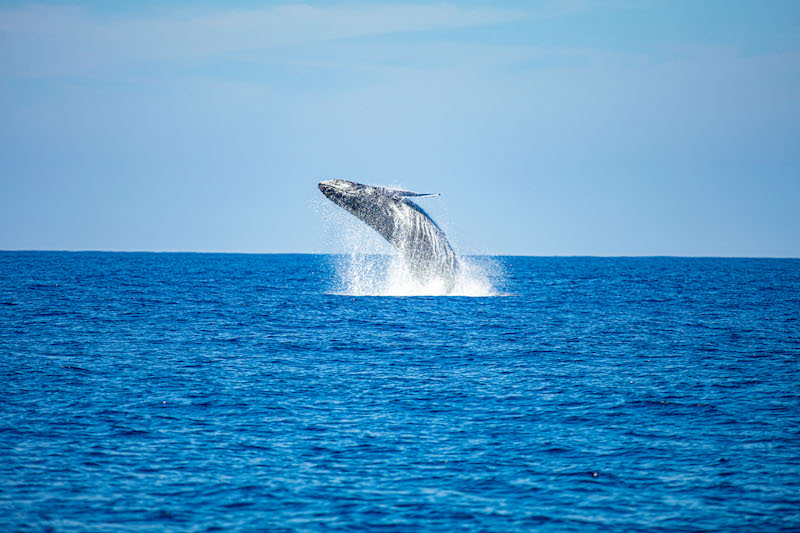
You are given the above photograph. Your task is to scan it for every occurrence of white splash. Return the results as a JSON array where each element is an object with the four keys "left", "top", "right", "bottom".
[
  {"left": 318, "top": 196, "right": 503, "bottom": 297},
  {"left": 332, "top": 253, "right": 501, "bottom": 297}
]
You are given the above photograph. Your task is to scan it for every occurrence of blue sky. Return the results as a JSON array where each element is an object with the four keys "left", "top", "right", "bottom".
[{"left": 1, "top": 1, "right": 798, "bottom": 256}]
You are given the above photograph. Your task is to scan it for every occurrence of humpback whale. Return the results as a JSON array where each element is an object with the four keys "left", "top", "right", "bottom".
[{"left": 319, "top": 179, "right": 460, "bottom": 291}]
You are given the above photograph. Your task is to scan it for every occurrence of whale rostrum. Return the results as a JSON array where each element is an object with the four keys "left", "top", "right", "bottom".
[{"left": 319, "top": 179, "right": 460, "bottom": 291}]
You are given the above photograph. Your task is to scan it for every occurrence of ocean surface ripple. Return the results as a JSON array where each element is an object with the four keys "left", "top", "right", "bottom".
[{"left": 1, "top": 252, "right": 799, "bottom": 531}]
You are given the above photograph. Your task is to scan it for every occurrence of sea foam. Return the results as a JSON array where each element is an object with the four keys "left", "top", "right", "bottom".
[{"left": 332, "top": 253, "right": 500, "bottom": 297}]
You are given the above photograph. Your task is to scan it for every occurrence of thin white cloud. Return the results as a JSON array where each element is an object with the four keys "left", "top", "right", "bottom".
[{"left": 0, "top": 3, "right": 525, "bottom": 77}]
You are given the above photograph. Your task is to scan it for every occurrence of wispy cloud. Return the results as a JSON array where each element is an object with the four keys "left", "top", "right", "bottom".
[{"left": 0, "top": 3, "right": 524, "bottom": 77}]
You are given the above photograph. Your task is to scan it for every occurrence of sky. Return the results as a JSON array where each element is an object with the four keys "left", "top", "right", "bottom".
[{"left": 1, "top": 1, "right": 798, "bottom": 256}]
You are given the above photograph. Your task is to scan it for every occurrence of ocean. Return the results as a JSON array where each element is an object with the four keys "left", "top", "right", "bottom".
[{"left": 1, "top": 251, "right": 799, "bottom": 531}]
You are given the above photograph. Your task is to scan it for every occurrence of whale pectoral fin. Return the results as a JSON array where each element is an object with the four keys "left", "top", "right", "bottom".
[{"left": 390, "top": 189, "right": 440, "bottom": 198}]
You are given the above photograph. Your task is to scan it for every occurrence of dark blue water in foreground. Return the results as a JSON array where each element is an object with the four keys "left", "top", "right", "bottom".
[{"left": 1, "top": 252, "right": 799, "bottom": 532}]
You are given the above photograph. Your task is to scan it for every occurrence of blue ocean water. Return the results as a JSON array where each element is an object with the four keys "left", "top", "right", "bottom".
[{"left": 1, "top": 252, "right": 799, "bottom": 532}]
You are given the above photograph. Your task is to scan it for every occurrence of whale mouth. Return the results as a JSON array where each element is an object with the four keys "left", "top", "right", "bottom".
[
  {"left": 319, "top": 180, "right": 358, "bottom": 202},
  {"left": 318, "top": 181, "right": 340, "bottom": 200}
]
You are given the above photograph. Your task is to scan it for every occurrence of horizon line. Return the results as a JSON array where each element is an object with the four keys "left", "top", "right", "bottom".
[{"left": 1, "top": 250, "right": 798, "bottom": 260}]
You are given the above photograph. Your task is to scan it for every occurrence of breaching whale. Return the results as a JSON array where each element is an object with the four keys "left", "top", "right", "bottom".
[{"left": 318, "top": 179, "right": 460, "bottom": 291}]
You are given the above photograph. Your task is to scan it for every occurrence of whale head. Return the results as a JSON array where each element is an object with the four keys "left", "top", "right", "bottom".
[
  {"left": 319, "top": 179, "right": 363, "bottom": 199},
  {"left": 318, "top": 179, "right": 381, "bottom": 213}
]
